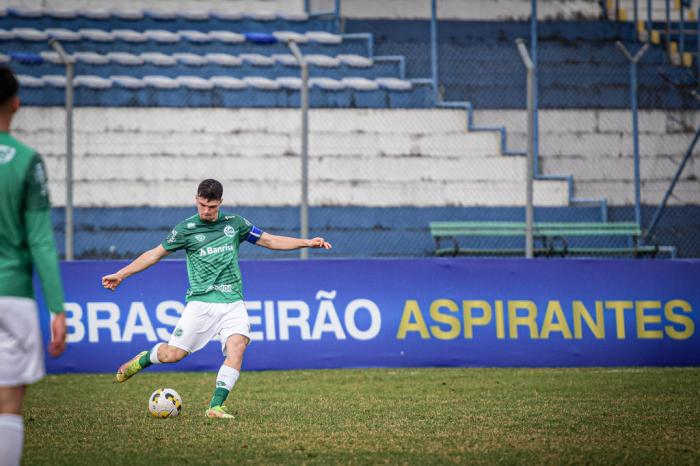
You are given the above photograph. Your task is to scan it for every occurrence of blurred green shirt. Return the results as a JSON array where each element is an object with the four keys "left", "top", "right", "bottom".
[{"left": 0, "top": 131, "right": 64, "bottom": 313}]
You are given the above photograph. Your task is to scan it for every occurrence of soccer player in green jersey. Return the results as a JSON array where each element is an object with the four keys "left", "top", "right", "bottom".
[
  {"left": 102, "top": 179, "right": 331, "bottom": 418},
  {"left": 0, "top": 66, "right": 67, "bottom": 465}
]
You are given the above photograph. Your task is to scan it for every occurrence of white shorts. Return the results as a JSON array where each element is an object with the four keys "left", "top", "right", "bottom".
[
  {"left": 168, "top": 300, "right": 251, "bottom": 356},
  {"left": 0, "top": 297, "right": 45, "bottom": 387}
]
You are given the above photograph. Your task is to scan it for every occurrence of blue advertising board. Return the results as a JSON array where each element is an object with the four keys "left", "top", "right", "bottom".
[{"left": 37, "top": 259, "right": 700, "bottom": 373}]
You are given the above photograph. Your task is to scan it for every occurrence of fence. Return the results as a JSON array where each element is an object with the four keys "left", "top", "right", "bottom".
[{"left": 6, "top": 0, "right": 700, "bottom": 259}]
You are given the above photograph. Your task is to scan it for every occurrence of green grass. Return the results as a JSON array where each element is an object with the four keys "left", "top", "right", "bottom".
[{"left": 23, "top": 368, "right": 700, "bottom": 465}]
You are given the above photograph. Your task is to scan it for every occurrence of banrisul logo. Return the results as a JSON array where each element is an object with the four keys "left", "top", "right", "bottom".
[
  {"left": 194, "top": 234, "right": 206, "bottom": 242},
  {"left": 174, "top": 328, "right": 183, "bottom": 337},
  {"left": 0, "top": 145, "right": 16, "bottom": 164}
]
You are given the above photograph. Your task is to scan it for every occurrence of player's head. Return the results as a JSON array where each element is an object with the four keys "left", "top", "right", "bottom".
[
  {"left": 0, "top": 65, "right": 20, "bottom": 116},
  {"left": 195, "top": 179, "right": 223, "bottom": 222}
]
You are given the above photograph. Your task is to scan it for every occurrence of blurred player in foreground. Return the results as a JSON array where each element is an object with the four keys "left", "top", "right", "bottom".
[
  {"left": 102, "top": 179, "right": 331, "bottom": 418},
  {"left": 0, "top": 66, "right": 67, "bottom": 466}
]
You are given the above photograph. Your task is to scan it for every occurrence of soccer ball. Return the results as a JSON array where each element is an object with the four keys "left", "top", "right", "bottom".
[{"left": 148, "top": 388, "right": 182, "bottom": 418}]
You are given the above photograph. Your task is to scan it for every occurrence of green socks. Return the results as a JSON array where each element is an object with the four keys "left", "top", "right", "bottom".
[
  {"left": 138, "top": 351, "right": 153, "bottom": 369},
  {"left": 209, "top": 365, "right": 240, "bottom": 408},
  {"left": 209, "top": 387, "right": 230, "bottom": 408}
]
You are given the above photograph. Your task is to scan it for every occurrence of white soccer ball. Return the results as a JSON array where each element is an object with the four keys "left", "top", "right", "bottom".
[{"left": 148, "top": 388, "right": 182, "bottom": 418}]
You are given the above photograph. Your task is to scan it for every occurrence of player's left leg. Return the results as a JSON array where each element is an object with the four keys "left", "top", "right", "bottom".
[
  {"left": 206, "top": 301, "right": 251, "bottom": 419},
  {"left": 0, "top": 297, "right": 44, "bottom": 466},
  {"left": 206, "top": 334, "right": 248, "bottom": 419}
]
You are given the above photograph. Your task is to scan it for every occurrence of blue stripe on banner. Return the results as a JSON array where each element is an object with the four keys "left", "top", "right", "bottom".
[
  {"left": 36, "top": 258, "right": 700, "bottom": 373},
  {"left": 246, "top": 226, "right": 263, "bottom": 244}
]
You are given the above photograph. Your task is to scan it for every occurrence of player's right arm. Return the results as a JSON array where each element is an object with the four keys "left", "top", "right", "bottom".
[{"left": 102, "top": 245, "right": 170, "bottom": 291}]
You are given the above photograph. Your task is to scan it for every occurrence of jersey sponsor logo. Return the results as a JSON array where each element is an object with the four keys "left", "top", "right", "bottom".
[
  {"left": 224, "top": 225, "right": 236, "bottom": 238},
  {"left": 187, "top": 222, "right": 196, "bottom": 229},
  {"left": 173, "top": 328, "right": 183, "bottom": 337},
  {"left": 206, "top": 284, "right": 233, "bottom": 293},
  {"left": 194, "top": 234, "right": 206, "bottom": 242},
  {"left": 198, "top": 244, "right": 234, "bottom": 257},
  {"left": 0, "top": 145, "right": 16, "bottom": 164}
]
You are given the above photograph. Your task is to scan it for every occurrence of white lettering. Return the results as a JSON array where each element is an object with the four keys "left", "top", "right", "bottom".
[
  {"left": 344, "top": 299, "right": 381, "bottom": 340},
  {"left": 63, "top": 302, "right": 84, "bottom": 343},
  {"left": 311, "top": 293, "right": 346, "bottom": 340},
  {"left": 122, "top": 302, "right": 157, "bottom": 342},
  {"left": 278, "top": 300, "right": 311, "bottom": 340},
  {"left": 246, "top": 301, "right": 264, "bottom": 341},
  {"left": 264, "top": 300, "right": 276, "bottom": 341},
  {"left": 156, "top": 300, "right": 184, "bottom": 340},
  {"left": 87, "top": 302, "right": 121, "bottom": 343}
]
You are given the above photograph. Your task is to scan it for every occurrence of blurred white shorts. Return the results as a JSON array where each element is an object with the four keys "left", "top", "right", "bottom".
[
  {"left": 0, "top": 297, "right": 45, "bottom": 387},
  {"left": 168, "top": 300, "right": 250, "bottom": 356}
]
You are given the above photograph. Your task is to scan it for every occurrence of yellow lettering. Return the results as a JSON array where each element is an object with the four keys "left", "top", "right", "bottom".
[
  {"left": 508, "top": 300, "right": 539, "bottom": 339},
  {"left": 495, "top": 300, "right": 505, "bottom": 339},
  {"left": 605, "top": 301, "right": 633, "bottom": 339},
  {"left": 396, "top": 300, "right": 430, "bottom": 339},
  {"left": 573, "top": 301, "right": 605, "bottom": 339},
  {"left": 665, "top": 299, "right": 695, "bottom": 340},
  {"left": 429, "top": 299, "right": 460, "bottom": 340},
  {"left": 541, "top": 301, "right": 572, "bottom": 339},
  {"left": 463, "top": 300, "right": 492, "bottom": 339},
  {"left": 636, "top": 301, "right": 663, "bottom": 339}
]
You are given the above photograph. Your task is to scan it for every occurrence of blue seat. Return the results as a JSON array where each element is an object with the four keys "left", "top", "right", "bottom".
[
  {"left": 1, "top": 7, "right": 335, "bottom": 33},
  {"left": 15, "top": 74, "right": 433, "bottom": 108}
]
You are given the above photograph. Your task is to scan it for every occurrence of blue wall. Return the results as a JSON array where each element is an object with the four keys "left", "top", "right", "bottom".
[
  {"left": 51, "top": 206, "right": 700, "bottom": 259},
  {"left": 39, "top": 258, "right": 700, "bottom": 372}
]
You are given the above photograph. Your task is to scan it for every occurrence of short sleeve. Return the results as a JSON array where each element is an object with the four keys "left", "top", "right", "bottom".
[
  {"left": 24, "top": 154, "right": 50, "bottom": 211},
  {"left": 161, "top": 225, "right": 187, "bottom": 251}
]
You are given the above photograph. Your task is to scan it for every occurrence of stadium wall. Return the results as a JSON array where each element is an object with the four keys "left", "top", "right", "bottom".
[
  {"left": 14, "top": 107, "right": 700, "bottom": 207},
  {"left": 39, "top": 258, "right": 700, "bottom": 372}
]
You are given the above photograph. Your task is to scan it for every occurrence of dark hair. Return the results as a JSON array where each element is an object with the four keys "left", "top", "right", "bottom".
[
  {"left": 197, "top": 179, "right": 223, "bottom": 200},
  {"left": 0, "top": 66, "right": 18, "bottom": 107}
]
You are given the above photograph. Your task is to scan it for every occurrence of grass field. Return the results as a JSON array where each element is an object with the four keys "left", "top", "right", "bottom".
[{"left": 23, "top": 367, "right": 700, "bottom": 465}]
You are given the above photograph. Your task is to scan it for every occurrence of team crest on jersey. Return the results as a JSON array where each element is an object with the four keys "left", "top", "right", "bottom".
[
  {"left": 0, "top": 145, "right": 16, "bottom": 164},
  {"left": 194, "top": 234, "right": 206, "bottom": 242},
  {"left": 224, "top": 225, "right": 236, "bottom": 237}
]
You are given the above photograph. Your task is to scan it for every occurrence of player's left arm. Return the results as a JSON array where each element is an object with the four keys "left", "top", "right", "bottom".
[{"left": 256, "top": 232, "right": 332, "bottom": 251}]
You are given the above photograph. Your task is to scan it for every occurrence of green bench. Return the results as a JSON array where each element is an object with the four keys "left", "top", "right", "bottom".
[{"left": 429, "top": 221, "right": 664, "bottom": 258}]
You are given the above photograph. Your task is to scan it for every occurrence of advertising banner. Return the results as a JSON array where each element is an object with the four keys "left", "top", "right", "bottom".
[{"left": 38, "top": 259, "right": 700, "bottom": 373}]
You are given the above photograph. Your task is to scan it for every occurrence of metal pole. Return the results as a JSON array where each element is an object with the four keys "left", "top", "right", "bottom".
[
  {"left": 49, "top": 39, "right": 74, "bottom": 261},
  {"left": 616, "top": 41, "right": 649, "bottom": 230},
  {"left": 516, "top": 39, "right": 535, "bottom": 259},
  {"left": 646, "top": 0, "right": 652, "bottom": 42},
  {"left": 430, "top": 0, "right": 438, "bottom": 102},
  {"left": 530, "top": 0, "right": 539, "bottom": 175},
  {"left": 288, "top": 41, "right": 310, "bottom": 260},
  {"left": 646, "top": 122, "right": 700, "bottom": 240}
]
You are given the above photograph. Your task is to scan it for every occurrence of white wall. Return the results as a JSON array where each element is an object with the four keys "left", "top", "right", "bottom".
[
  {"left": 475, "top": 109, "right": 700, "bottom": 205},
  {"left": 3, "top": 0, "right": 601, "bottom": 20},
  {"left": 13, "top": 107, "right": 697, "bottom": 208},
  {"left": 2, "top": 0, "right": 305, "bottom": 14},
  {"left": 11, "top": 107, "right": 568, "bottom": 207}
]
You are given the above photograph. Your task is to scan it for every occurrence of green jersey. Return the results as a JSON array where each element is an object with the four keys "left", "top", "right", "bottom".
[
  {"left": 0, "top": 131, "right": 64, "bottom": 313},
  {"left": 161, "top": 212, "right": 262, "bottom": 303}
]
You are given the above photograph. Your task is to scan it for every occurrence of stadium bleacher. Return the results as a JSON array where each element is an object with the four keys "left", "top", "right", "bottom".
[{"left": 4, "top": 1, "right": 699, "bottom": 258}]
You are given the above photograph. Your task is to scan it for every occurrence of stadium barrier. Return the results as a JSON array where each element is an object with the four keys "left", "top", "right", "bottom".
[{"left": 38, "top": 258, "right": 700, "bottom": 373}]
